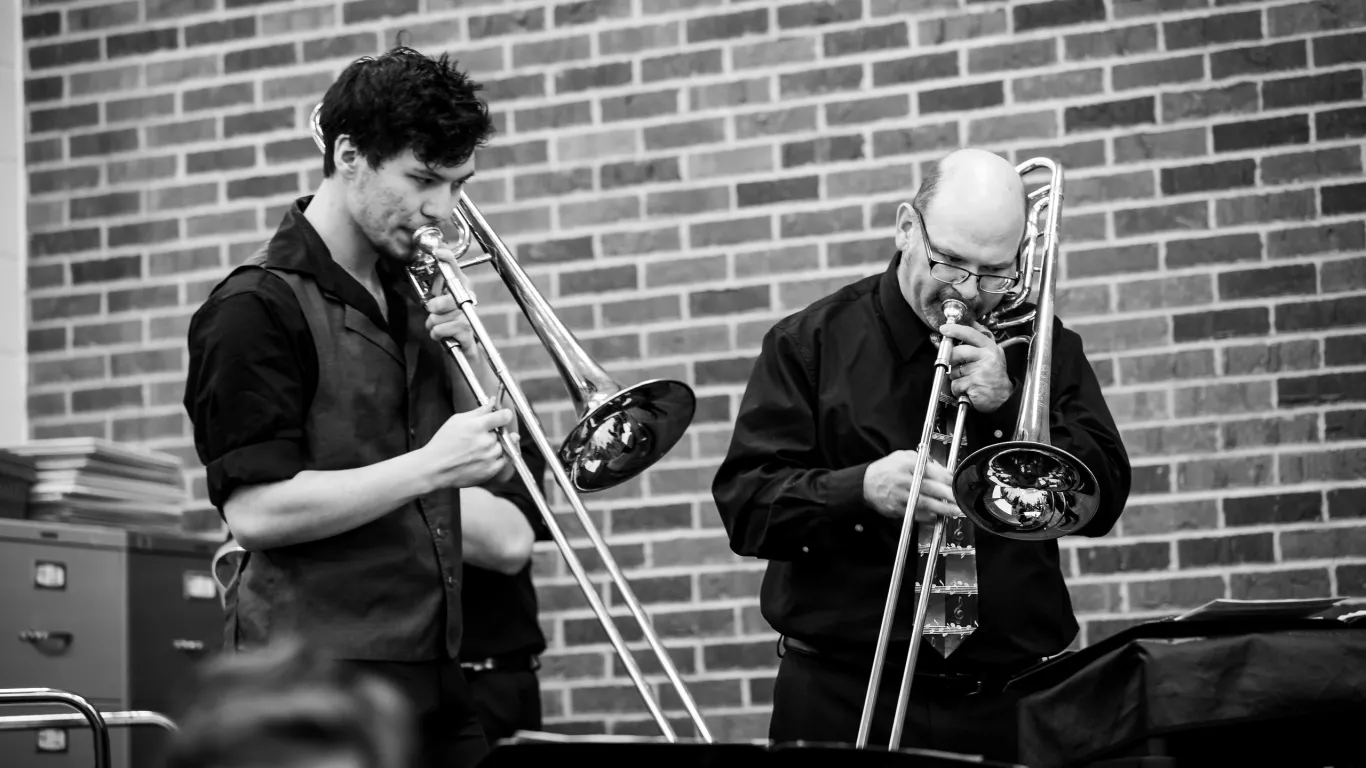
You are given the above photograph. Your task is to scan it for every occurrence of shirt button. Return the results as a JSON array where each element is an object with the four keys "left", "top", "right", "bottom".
[
  {"left": 445, "top": 574, "right": 455, "bottom": 586},
  {"left": 801, "top": 546, "right": 809, "bottom": 553},
  {"left": 994, "top": 430, "right": 1003, "bottom": 438},
  {"left": 434, "top": 526, "right": 445, "bottom": 538},
  {"left": 854, "top": 524, "right": 864, "bottom": 533}
]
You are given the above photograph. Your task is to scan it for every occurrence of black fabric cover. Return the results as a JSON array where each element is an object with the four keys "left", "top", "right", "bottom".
[
  {"left": 481, "top": 739, "right": 1024, "bottom": 768},
  {"left": 1015, "top": 627, "right": 1366, "bottom": 768}
]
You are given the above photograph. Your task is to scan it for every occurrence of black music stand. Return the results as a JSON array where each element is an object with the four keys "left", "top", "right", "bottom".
[
  {"left": 479, "top": 734, "right": 1025, "bottom": 768},
  {"left": 1007, "top": 599, "right": 1366, "bottom": 768}
]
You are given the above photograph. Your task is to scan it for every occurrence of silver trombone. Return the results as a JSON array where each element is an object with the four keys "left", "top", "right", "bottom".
[
  {"left": 307, "top": 104, "right": 711, "bottom": 742},
  {"left": 857, "top": 158, "right": 1102, "bottom": 749}
]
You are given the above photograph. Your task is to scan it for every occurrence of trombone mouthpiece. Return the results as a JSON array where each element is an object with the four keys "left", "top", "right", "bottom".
[
  {"left": 414, "top": 226, "right": 445, "bottom": 255},
  {"left": 942, "top": 299, "right": 968, "bottom": 324}
]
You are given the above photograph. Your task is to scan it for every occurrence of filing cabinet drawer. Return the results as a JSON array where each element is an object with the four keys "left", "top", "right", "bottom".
[
  {"left": 128, "top": 550, "right": 222, "bottom": 711},
  {"left": 0, "top": 541, "right": 126, "bottom": 701},
  {"left": 0, "top": 721, "right": 130, "bottom": 768}
]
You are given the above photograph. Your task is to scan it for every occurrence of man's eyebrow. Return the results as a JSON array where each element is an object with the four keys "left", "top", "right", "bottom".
[{"left": 453, "top": 170, "right": 475, "bottom": 185}]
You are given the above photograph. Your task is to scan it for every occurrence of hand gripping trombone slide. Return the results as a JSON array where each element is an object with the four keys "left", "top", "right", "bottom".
[
  {"left": 306, "top": 103, "right": 712, "bottom": 742},
  {"left": 856, "top": 158, "right": 1102, "bottom": 750}
]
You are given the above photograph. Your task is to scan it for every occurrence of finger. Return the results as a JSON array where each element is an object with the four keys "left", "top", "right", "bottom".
[
  {"left": 938, "top": 323, "right": 991, "bottom": 347},
  {"left": 923, "top": 460, "right": 953, "bottom": 485},
  {"left": 482, "top": 407, "right": 515, "bottom": 429},
  {"left": 919, "top": 496, "right": 961, "bottom": 520},
  {"left": 921, "top": 477, "right": 954, "bottom": 503},
  {"left": 432, "top": 246, "right": 459, "bottom": 266},
  {"left": 950, "top": 376, "right": 970, "bottom": 399},
  {"left": 425, "top": 293, "right": 456, "bottom": 315},
  {"left": 949, "top": 344, "right": 987, "bottom": 367},
  {"left": 430, "top": 320, "right": 474, "bottom": 343}
]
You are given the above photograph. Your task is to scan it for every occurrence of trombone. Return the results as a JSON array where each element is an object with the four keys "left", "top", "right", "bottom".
[
  {"left": 856, "top": 158, "right": 1101, "bottom": 749},
  {"left": 277, "top": 105, "right": 711, "bottom": 741}
]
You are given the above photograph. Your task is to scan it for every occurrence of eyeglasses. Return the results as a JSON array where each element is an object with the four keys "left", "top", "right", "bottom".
[{"left": 912, "top": 203, "right": 1019, "bottom": 294}]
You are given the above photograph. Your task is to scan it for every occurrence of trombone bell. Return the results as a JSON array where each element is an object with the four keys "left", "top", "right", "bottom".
[
  {"left": 560, "top": 379, "right": 696, "bottom": 493},
  {"left": 953, "top": 442, "right": 1100, "bottom": 539},
  {"left": 951, "top": 156, "right": 1100, "bottom": 541}
]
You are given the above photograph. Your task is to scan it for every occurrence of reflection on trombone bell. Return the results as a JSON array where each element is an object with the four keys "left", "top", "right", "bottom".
[
  {"left": 303, "top": 103, "right": 710, "bottom": 743},
  {"left": 858, "top": 157, "right": 1101, "bottom": 750}
]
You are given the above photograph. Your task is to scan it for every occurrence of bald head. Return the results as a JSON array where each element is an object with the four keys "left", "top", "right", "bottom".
[
  {"left": 893, "top": 148, "right": 1028, "bottom": 330},
  {"left": 916, "top": 148, "right": 1026, "bottom": 245}
]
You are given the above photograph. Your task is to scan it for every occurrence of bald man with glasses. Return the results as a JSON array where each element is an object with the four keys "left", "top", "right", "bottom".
[{"left": 712, "top": 148, "right": 1131, "bottom": 762}]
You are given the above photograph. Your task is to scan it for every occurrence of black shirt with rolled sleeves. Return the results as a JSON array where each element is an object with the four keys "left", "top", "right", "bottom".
[
  {"left": 711, "top": 251, "right": 1132, "bottom": 674},
  {"left": 184, "top": 196, "right": 470, "bottom": 662}
]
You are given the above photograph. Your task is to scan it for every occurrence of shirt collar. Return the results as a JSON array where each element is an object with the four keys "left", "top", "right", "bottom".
[
  {"left": 874, "top": 249, "right": 931, "bottom": 363},
  {"left": 262, "top": 196, "right": 409, "bottom": 328}
]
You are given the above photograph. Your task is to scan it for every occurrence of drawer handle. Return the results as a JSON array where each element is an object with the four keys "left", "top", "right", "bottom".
[
  {"left": 173, "top": 639, "right": 205, "bottom": 654},
  {"left": 18, "top": 630, "right": 73, "bottom": 654}
]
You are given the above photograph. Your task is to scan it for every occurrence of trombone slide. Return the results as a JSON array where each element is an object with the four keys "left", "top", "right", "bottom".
[
  {"left": 406, "top": 232, "right": 714, "bottom": 744},
  {"left": 855, "top": 299, "right": 970, "bottom": 749}
]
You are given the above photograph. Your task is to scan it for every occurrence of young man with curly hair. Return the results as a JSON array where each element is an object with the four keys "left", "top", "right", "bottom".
[{"left": 184, "top": 47, "right": 523, "bottom": 767}]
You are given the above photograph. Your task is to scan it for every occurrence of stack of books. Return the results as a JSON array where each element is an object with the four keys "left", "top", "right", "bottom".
[
  {"left": 0, "top": 448, "right": 37, "bottom": 519},
  {"left": 0, "top": 438, "right": 187, "bottom": 532}
]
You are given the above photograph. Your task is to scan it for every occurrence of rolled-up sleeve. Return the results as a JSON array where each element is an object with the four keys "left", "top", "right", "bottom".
[{"left": 184, "top": 273, "right": 313, "bottom": 512}]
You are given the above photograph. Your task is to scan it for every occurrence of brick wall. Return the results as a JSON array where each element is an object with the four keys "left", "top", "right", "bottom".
[{"left": 20, "top": 0, "right": 1366, "bottom": 742}]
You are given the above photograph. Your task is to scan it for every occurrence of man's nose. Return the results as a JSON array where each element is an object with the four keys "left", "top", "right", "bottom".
[
  {"left": 422, "top": 190, "right": 454, "bottom": 224},
  {"left": 956, "top": 277, "right": 980, "bottom": 302}
]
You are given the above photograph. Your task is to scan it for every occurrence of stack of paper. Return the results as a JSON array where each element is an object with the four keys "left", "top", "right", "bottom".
[
  {"left": 0, "top": 438, "right": 187, "bottom": 531},
  {"left": 0, "top": 449, "right": 38, "bottom": 519}
]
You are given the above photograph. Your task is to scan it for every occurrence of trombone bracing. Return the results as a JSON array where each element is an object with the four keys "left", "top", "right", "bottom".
[
  {"left": 856, "top": 158, "right": 1102, "bottom": 749},
  {"left": 308, "top": 105, "right": 711, "bottom": 742}
]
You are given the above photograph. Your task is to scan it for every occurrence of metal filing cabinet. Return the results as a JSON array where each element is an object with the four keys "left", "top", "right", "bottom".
[{"left": 0, "top": 519, "right": 223, "bottom": 767}]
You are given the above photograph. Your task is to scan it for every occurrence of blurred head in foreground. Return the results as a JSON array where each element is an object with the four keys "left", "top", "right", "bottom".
[{"left": 164, "top": 637, "right": 415, "bottom": 768}]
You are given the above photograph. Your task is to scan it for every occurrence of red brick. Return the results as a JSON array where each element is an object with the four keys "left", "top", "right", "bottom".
[
  {"left": 1076, "top": 541, "right": 1170, "bottom": 575},
  {"left": 919, "top": 9, "right": 1007, "bottom": 44},
  {"left": 732, "top": 38, "right": 816, "bottom": 70},
  {"left": 1128, "top": 576, "right": 1226, "bottom": 611},
  {"left": 1161, "top": 82, "right": 1258, "bottom": 122},
  {"left": 1213, "top": 114, "right": 1311, "bottom": 153},
  {"left": 1065, "top": 23, "right": 1157, "bottom": 60},
  {"left": 734, "top": 105, "right": 818, "bottom": 140},
  {"left": 1123, "top": 423, "right": 1219, "bottom": 458},
  {"left": 1281, "top": 448, "right": 1366, "bottom": 483},
  {"left": 646, "top": 255, "right": 727, "bottom": 288},
  {"left": 1216, "top": 189, "right": 1316, "bottom": 227},
  {"left": 1012, "top": 69, "right": 1104, "bottom": 102},
  {"left": 599, "top": 21, "right": 679, "bottom": 55},
  {"left": 642, "top": 49, "right": 724, "bottom": 82},
  {"left": 1225, "top": 414, "right": 1320, "bottom": 450},
  {"left": 1225, "top": 492, "right": 1322, "bottom": 527},
  {"left": 1276, "top": 296, "right": 1366, "bottom": 333},
  {"left": 779, "top": 64, "right": 863, "bottom": 98},
  {"left": 1230, "top": 569, "right": 1331, "bottom": 600},
  {"left": 1329, "top": 489, "right": 1366, "bottom": 520},
  {"left": 1178, "top": 533, "right": 1274, "bottom": 568},
  {"left": 1212, "top": 40, "right": 1308, "bottom": 79},
  {"left": 1121, "top": 500, "right": 1219, "bottom": 536},
  {"left": 779, "top": 0, "right": 862, "bottom": 28},
  {"left": 1114, "top": 201, "right": 1208, "bottom": 237}
]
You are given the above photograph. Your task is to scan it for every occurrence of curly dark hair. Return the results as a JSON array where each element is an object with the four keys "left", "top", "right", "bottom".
[
  {"left": 163, "top": 637, "right": 416, "bottom": 768},
  {"left": 318, "top": 46, "right": 495, "bottom": 177}
]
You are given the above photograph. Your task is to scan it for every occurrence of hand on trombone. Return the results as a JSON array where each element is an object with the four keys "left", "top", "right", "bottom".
[
  {"left": 424, "top": 400, "right": 517, "bottom": 488},
  {"left": 862, "top": 451, "right": 960, "bottom": 524},
  {"left": 422, "top": 245, "right": 507, "bottom": 413},
  {"left": 941, "top": 318, "right": 1012, "bottom": 413}
]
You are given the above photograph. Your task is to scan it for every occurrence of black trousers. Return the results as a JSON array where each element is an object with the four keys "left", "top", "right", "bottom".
[
  {"left": 466, "top": 669, "right": 543, "bottom": 744},
  {"left": 770, "top": 644, "right": 1022, "bottom": 763},
  {"left": 348, "top": 657, "right": 489, "bottom": 768}
]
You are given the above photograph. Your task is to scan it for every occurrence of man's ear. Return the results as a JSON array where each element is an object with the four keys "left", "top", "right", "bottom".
[
  {"left": 893, "top": 202, "right": 915, "bottom": 251},
  {"left": 333, "top": 135, "right": 360, "bottom": 176}
]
